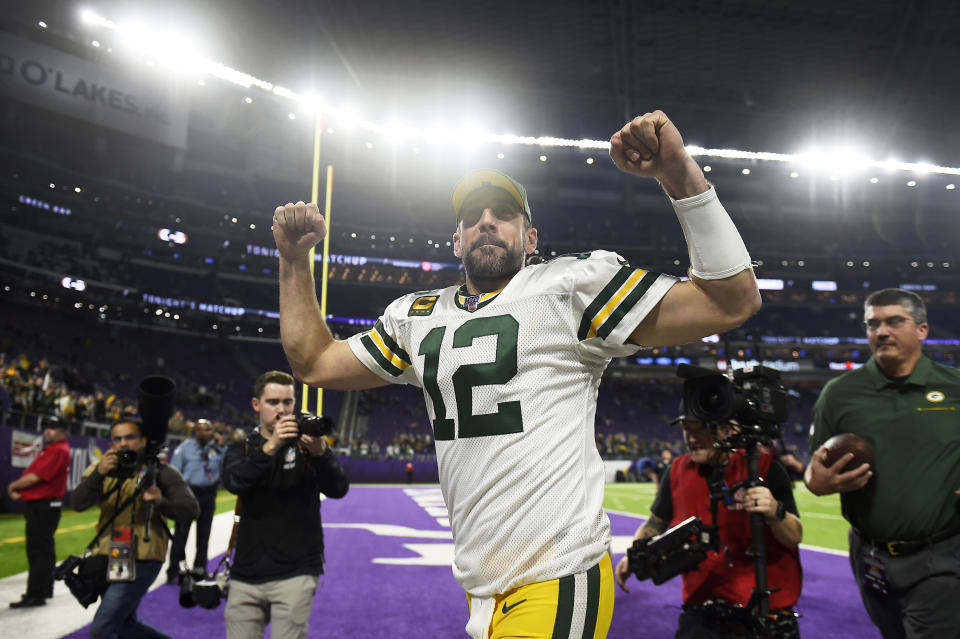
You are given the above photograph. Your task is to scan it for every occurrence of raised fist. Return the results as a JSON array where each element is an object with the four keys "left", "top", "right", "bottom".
[
  {"left": 273, "top": 201, "right": 327, "bottom": 260},
  {"left": 609, "top": 111, "right": 706, "bottom": 199}
]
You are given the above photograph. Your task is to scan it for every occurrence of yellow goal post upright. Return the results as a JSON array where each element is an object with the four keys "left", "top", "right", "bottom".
[{"left": 300, "top": 113, "right": 334, "bottom": 420}]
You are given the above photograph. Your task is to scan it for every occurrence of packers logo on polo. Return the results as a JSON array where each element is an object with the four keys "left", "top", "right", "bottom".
[
  {"left": 926, "top": 390, "right": 945, "bottom": 403},
  {"left": 408, "top": 295, "right": 439, "bottom": 317}
]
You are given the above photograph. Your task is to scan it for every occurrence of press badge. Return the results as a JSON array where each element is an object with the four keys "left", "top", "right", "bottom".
[
  {"left": 861, "top": 549, "right": 889, "bottom": 594},
  {"left": 108, "top": 527, "right": 136, "bottom": 582}
]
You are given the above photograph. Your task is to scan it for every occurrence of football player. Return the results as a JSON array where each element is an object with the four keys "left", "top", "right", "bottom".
[{"left": 272, "top": 110, "right": 761, "bottom": 639}]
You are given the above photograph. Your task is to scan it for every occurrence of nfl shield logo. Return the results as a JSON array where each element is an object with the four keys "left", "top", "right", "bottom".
[{"left": 466, "top": 295, "right": 481, "bottom": 312}]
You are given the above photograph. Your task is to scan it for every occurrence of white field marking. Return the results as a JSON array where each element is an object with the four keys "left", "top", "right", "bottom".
[
  {"left": 403, "top": 486, "right": 450, "bottom": 528},
  {"left": 0, "top": 510, "right": 236, "bottom": 639},
  {"left": 372, "top": 543, "right": 456, "bottom": 566}
]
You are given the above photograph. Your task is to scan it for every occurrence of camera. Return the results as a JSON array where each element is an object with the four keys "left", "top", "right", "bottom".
[
  {"left": 627, "top": 516, "right": 717, "bottom": 584},
  {"left": 678, "top": 364, "right": 786, "bottom": 445},
  {"left": 179, "top": 571, "right": 227, "bottom": 610},
  {"left": 111, "top": 448, "right": 140, "bottom": 477},
  {"left": 54, "top": 554, "right": 108, "bottom": 608},
  {"left": 295, "top": 413, "right": 335, "bottom": 438}
]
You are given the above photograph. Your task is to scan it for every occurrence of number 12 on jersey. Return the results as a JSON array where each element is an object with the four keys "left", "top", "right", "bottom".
[{"left": 418, "top": 314, "right": 524, "bottom": 441}]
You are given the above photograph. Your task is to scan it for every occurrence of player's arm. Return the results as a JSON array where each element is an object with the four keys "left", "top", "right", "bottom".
[
  {"left": 629, "top": 273, "right": 760, "bottom": 347},
  {"left": 274, "top": 201, "right": 389, "bottom": 390},
  {"left": 609, "top": 111, "right": 761, "bottom": 347}
]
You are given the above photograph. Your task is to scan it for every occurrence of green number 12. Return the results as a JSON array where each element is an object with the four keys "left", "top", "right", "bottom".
[{"left": 418, "top": 314, "right": 523, "bottom": 440}]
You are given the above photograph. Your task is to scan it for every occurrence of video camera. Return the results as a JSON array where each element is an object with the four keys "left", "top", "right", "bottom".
[
  {"left": 627, "top": 516, "right": 717, "bottom": 585},
  {"left": 678, "top": 364, "right": 787, "bottom": 446}
]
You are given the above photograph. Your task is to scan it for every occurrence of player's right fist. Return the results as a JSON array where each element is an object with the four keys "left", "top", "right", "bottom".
[{"left": 273, "top": 201, "right": 327, "bottom": 260}]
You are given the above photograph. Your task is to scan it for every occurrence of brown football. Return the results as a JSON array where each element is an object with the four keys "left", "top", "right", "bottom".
[{"left": 822, "top": 433, "right": 875, "bottom": 473}]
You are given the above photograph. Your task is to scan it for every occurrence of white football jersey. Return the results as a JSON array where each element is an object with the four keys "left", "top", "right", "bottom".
[{"left": 347, "top": 250, "right": 677, "bottom": 597}]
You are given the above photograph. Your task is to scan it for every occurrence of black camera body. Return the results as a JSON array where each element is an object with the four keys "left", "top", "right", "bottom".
[
  {"left": 179, "top": 571, "right": 227, "bottom": 610},
  {"left": 111, "top": 448, "right": 140, "bottom": 478},
  {"left": 627, "top": 516, "right": 717, "bottom": 585},
  {"left": 295, "top": 413, "right": 335, "bottom": 438},
  {"left": 678, "top": 364, "right": 787, "bottom": 445},
  {"left": 53, "top": 554, "right": 108, "bottom": 608}
]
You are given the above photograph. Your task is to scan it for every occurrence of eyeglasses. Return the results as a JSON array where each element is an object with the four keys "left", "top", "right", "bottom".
[
  {"left": 863, "top": 316, "right": 914, "bottom": 332},
  {"left": 111, "top": 433, "right": 141, "bottom": 443}
]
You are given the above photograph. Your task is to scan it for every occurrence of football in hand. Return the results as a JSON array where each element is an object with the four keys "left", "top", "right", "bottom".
[{"left": 822, "top": 433, "right": 875, "bottom": 473}]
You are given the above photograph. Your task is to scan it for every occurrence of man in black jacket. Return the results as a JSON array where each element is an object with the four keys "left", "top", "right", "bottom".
[{"left": 222, "top": 371, "right": 349, "bottom": 639}]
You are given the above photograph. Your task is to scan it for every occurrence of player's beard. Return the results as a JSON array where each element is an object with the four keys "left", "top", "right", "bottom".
[{"left": 462, "top": 237, "right": 525, "bottom": 289}]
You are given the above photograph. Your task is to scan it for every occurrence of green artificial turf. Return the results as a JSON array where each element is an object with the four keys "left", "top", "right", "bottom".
[
  {"left": 604, "top": 481, "right": 850, "bottom": 552},
  {"left": 0, "top": 491, "right": 238, "bottom": 579}
]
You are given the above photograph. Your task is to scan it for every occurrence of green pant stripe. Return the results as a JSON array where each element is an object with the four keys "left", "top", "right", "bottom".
[
  {"left": 580, "top": 563, "right": 601, "bottom": 639},
  {"left": 551, "top": 574, "right": 576, "bottom": 639}
]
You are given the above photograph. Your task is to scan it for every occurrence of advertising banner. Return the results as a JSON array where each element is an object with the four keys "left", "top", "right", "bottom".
[{"left": 0, "top": 32, "right": 189, "bottom": 148}]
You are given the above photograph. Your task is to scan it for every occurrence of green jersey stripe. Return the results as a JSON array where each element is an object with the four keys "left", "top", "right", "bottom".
[
  {"left": 577, "top": 266, "right": 633, "bottom": 340},
  {"left": 374, "top": 319, "right": 411, "bottom": 364},
  {"left": 360, "top": 334, "right": 404, "bottom": 377},
  {"left": 596, "top": 271, "right": 659, "bottom": 340}
]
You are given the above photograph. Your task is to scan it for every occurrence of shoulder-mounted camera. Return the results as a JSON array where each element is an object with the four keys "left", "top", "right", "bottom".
[{"left": 678, "top": 364, "right": 787, "bottom": 446}]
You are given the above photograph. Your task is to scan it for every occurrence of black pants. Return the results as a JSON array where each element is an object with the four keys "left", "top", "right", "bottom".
[
  {"left": 168, "top": 484, "right": 217, "bottom": 577},
  {"left": 24, "top": 500, "right": 61, "bottom": 598},
  {"left": 849, "top": 528, "right": 960, "bottom": 639}
]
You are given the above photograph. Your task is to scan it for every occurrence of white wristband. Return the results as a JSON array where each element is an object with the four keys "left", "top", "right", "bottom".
[{"left": 670, "top": 186, "right": 752, "bottom": 280}]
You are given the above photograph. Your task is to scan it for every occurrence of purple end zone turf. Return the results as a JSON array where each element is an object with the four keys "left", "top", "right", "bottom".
[{"left": 62, "top": 486, "right": 880, "bottom": 638}]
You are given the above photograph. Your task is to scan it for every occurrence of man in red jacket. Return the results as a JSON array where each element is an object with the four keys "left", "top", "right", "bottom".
[
  {"left": 615, "top": 406, "right": 803, "bottom": 638},
  {"left": 7, "top": 417, "right": 71, "bottom": 608}
]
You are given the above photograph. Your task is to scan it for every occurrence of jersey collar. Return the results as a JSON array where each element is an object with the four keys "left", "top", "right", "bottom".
[{"left": 455, "top": 284, "right": 505, "bottom": 312}]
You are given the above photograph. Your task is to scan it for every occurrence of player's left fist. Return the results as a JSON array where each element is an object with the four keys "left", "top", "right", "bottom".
[{"left": 609, "top": 111, "right": 707, "bottom": 198}]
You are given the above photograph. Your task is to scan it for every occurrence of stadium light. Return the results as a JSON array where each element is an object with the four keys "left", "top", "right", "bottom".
[{"left": 80, "top": 8, "right": 960, "bottom": 177}]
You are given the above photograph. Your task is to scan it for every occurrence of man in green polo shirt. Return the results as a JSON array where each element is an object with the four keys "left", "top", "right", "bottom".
[{"left": 805, "top": 288, "right": 960, "bottom": 639}]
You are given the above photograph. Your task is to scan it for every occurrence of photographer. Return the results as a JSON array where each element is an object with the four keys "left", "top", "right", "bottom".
[
  {"left": 71, "top": 418, "right": 198, "bottom": 638},
  {"left": 221, "top": 371, "right": 349, "bottom": 639},
  {"left": 166, "top": 418, "right": 225, "bottom": 585},
  {"left": 615, "top": 406, "right": 803, "bottom": 639}
]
